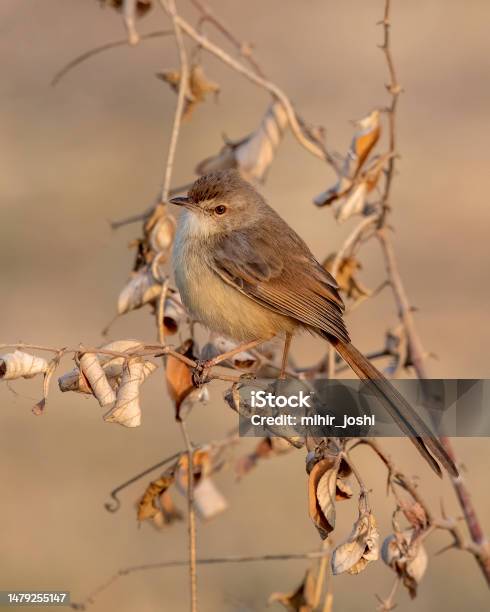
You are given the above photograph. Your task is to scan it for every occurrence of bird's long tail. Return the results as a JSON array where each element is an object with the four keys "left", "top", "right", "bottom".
[{"left": 329, "top": 337, "right": 458, "bottom": 478}]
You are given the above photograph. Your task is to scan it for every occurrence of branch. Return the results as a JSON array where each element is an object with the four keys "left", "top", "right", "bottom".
[
  {"left": 189, "top": 0, "right": 265, "bottom": 77},
  {"left": 70, "top": 549, "right": 331, "bottom": 610},
  {"left": 165, "top": 8, "right": 340, "bottom": 171},
  {"left": 51, "top": 30, "right": 173, "bottom": 87}
]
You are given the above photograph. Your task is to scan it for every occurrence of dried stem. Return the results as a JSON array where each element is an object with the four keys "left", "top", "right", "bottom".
[
  {"left": 70, "top": 549, "right": 331, "bottom": 610},
  {"left": 189, "top": 0, "right": 265, "bottom": 77},
  {"left": 51, "top": 30, "right": 173, "bottom": 87},
  {"left": 179, "top": 420, "right": 198, "bottom": 612},
  {"left": 160, "top": 0, "right": 190, "bottom": 203},
  {"left": 165, "top": 9, "right": 339, "bottom": 171}
]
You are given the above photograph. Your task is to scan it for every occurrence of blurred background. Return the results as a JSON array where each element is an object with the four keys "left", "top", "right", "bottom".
[{"left": 1, "top": 0, "right": 489, "bottom": 610}]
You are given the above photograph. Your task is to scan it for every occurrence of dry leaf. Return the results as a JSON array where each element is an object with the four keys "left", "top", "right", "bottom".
[
  {"left": 323, "top": 254, "right": 371, "bottom": 301},
  {"left": 79, "top": 353, "right": 116, "bottom": 407},
  {"left": 308, "top": 457, "right": 338, "bottom": 539},
  {"left": 332, "top": 498, "right": 379, "bottom": 575},
  {"left": 334, "top": 182, "right": 368, "bottom": 223},
  {"left": 58, "top": 340, "right": 156, "bottom": 394},
  {"left": 118, "top": 266, "right": 162, "bottom": 315},
  {"left": 103, "top": 358, "right": 145, "bottom": 427},
  {"left": 314, "top": 109, "right": 381, "bottom": 207},
  {"left": 148, "top": 212, "right": 176, "bottom": 256},
  {"left": 157, "top": 64, "right": 219, "bottom": 120},
  {"left": 381, "top": 529, "right": 428, "bottom": 598},
  {"left": 0, "top": 350, "right": 49, "bottom": 380},
  {"left": 165, "top": 339, "right": 195, "bottom": 419},
  {"left": 137, "top": 470, "right": 183, "bottom": 528},
  {"left": 196, "top": 101, "right": 288, "bottom": 183},
  {"left": 268, "top": 567, "right": 317, "bottom": 611},
  {"left": 160, "top": 295, "right": 187, "bottom": 336}
]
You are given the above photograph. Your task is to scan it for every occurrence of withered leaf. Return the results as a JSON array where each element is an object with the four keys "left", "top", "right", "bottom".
[
  {"left": 196, "top": 101, "right": 288, "bottom": 183},
  {"left": 0, "top": 350, "right": 49, "bottom": 381},
  {"left": 314, "top": 109, "right": 381, "bottom": 207},
  {"left": 268, "top": 567, "right": 317, "bottom": 611},
  {"left": 308, "top": 457, "right": 338, "bottom": 539},
  {"left": 157, "top": 64, "right": 220, "bottom": 120},
  {"left": 323, "top": 254, "right": 371, "bottom": 301},
  {"left": 118, "top": 266, "right": 162, "bottom": 315},
  {"left": 331, "top": 500, "right": 379, "bottom": 575},
  {"left": 137, "top": 470, "right": 183, "bottom": 529},
  {"left": 381, "top": 529, "right": 428, "bottom": 598},
  {"left": 165, "top": 339, "right": 196, "bottom": 420},
  {"left": 103, "top": 358, "right": 145, "bottom": 427}
]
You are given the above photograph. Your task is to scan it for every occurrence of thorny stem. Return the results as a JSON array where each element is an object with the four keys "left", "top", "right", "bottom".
[
  {"left": 378, "top": 0, "right": 401, "bottom": 227},
  {"left": 374, "top": 0, "right": 490, "bottom": 585}
]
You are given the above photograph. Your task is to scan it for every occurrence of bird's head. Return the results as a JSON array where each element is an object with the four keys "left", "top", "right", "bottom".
[{"left": 169, "top": 169, "right": 264, "bottom": 236}]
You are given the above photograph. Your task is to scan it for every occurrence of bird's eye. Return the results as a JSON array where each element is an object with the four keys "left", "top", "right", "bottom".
[{"left": 214, "top": 205, "right": 227, "bottom": 215}]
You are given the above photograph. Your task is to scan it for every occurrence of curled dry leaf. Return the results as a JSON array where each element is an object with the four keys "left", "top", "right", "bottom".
[
  {"left": 0, "top": 350, "right": 49, "bottom": 380},
  {"left": 157, "top": 64, "right": 220, "bottom": 120},
  {"left": 118, "top": 266, "right": 162, "bottom": 315},
  {"left": 79, "top": 353, "right": 116, "bottom": 407},
  {"left": 196, "top": 101, "right": 288, "bottom": 183},
  {"left": 159, "top": 295, "right": 187, "bottom": 336},
  {"left": 137, "top": 470, "right": 183, "bottom": 529},
  {"left": 148, "top": 211, "right": 176, "bottom": 255},
  {"left": 331, "top": 497, "right": 379, "bottom": 575},
  {"left": 381, "top": 529, "right": 428, "bottom": 598},
  {"left": 308, "top": 457, "right": 353, "bottom": 539},
  {"left": 104, "top": 358, "right": 145, "bottom": 427},
  {"left": 235, "top": 436, "right": 293, "bottom": 479},
  {"left": 268, "top": 567, "right": 317, "bottom": 612},
  {"left": 201, "top": 334, "right": 257, "bottom": 370},
  {"left": 323, "top": 254, "right": 371, "bottom": 301},
  {"left": 58, "top": 340, "right": 156, "bottom": 394},
  {"left": 314, "top": 109, "right": 381, "bottom": 207},
  {"left": 165, "top": 339, "right": 208, "bottom": 420}
]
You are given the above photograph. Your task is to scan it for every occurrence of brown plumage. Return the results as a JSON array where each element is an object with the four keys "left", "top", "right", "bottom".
[{"left": 170, "top": 169, "right": 458, "bottom": 478}]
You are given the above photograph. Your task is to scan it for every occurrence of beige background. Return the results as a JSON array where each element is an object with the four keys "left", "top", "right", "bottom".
[{"left": 1, "top": 1, "right": 489, "bottom": 611}]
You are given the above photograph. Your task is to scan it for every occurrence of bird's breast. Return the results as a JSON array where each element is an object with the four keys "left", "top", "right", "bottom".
[{"left": 172, "top": 226, "right": 295, "bottom": 342}]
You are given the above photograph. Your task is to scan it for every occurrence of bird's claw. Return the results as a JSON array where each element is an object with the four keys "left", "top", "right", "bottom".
[{"left": 192, "top": 360, "right": 211, "bottom": 387}]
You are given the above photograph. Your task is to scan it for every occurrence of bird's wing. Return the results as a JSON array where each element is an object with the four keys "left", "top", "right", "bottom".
[{"left": 210, "top": 225, "right": 350, "bottom": 342}]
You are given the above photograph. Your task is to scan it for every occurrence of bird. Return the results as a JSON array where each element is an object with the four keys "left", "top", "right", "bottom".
[{"left": 169, "top": 169, "right": 457, "bottom": 478}]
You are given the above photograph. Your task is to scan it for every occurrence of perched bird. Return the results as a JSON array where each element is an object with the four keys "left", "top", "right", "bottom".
[{"left": 170, "top": 169, "right": 457, "bottom": 478}]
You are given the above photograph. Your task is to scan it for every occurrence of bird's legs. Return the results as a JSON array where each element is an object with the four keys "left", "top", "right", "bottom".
[{"left": 279, "top": 332, "right": 293, "bottom": 380}]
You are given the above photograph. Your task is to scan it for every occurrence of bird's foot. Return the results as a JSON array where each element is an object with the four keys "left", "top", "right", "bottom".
[{"left": 192, "top": 360, "right": 212, "bottom": 387}]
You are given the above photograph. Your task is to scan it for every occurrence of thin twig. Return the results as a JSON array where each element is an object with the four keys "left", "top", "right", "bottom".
[
  {"left": 179, "top": 420, "right": 198, "bottom": 612},
  {"left": 166, "top": 10, "right": 339, "bottom": 171},
  {"left": 160, "top": 0, "right": 190, "bottom": 203},
  {"left": 51, "top": 30, "right": 173, "bottom": 87},
  {"left": 190, "top": 0, "right": 265, "bottom": 77},
  {"left": 104, "top": 452, "right": 181, "bottom": 512},
  {"left": 70, "top": 549, "right": 331, "bottom": 610}
]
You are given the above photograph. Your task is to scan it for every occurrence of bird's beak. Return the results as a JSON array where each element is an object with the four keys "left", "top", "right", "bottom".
[{"left": 169, "top": 195, "right": 196, "bottom": 210}]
